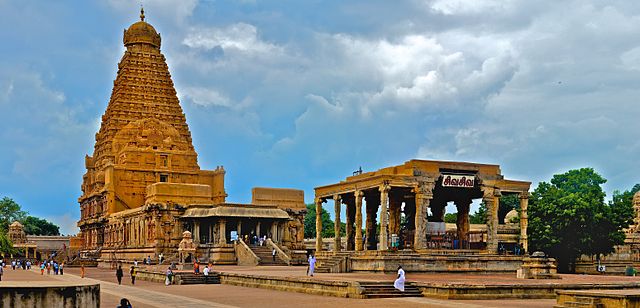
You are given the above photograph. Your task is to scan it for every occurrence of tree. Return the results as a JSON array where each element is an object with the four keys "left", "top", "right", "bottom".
[
  {"left": 21, "top": 216, "right": 60, "bottom": 236},
  {"left": 528, "top": 168, "right": 633, "bottom": 273},
  {"left": 470, "top": 202, "right": 487, "bottom": 224},
  {"left": 0, "top": 197, "right": 26, "bottom": 232},
  {"left": 0, "top": 232, "right": 16, "bottom": 256},
  {"left": 444, "top": 213, "right": 457, "bottom": 223},
  {"left": 303, "top": 203, "right": 337, "bottom": 238}
]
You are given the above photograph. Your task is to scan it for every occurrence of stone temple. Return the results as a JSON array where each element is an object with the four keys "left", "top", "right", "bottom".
[{"left": 77, "top": 10, "right": 306, "bottom": 265}]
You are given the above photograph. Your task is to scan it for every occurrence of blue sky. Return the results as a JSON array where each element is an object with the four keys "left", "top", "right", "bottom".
[{"left": 1, "top": 0, "right": 639, "bottom": 235}]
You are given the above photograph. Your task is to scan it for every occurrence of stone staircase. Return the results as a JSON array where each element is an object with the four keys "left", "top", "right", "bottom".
[
  {"left": 176, "top": 272, "right": 221, "bottom": 285},
  {"left": 250, "top": 246, "right": 288, "bottom": 266},
  {"left": 316, "top": 252, "right": 351, "bottom": 273},
  {"left": 357, "top": 281, "right": 423, "bottom": 298}
]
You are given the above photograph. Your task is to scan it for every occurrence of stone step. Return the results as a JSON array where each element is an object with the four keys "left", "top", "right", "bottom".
[{"left": 357, "top": 282, "right": 422, "bottom": 299}]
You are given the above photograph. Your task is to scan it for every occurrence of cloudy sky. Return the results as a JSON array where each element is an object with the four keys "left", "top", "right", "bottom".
[{"left": 1, "top": 0, "right": 639, "bottom": 235}]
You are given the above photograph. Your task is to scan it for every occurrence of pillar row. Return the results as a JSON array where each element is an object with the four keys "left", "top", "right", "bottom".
[
  {"left": 315, "top": 198, "right": 324, "bottom": 252},
  {"left": 334, "top": 195, "right": 342, "bottom": 252},
  {"left": 355, "top": 191, "right": 364, "bottom": 251}
]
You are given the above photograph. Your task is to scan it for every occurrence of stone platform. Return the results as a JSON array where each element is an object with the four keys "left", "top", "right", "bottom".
[
  {"left": 131, "top": 265, "right": 640, "bottom": 300},
  {"left": 555, "top": 289, "right": 640, "bottom": 308},
  {"left": 0, "top": 281, "right": 100, "bottom": 307}
]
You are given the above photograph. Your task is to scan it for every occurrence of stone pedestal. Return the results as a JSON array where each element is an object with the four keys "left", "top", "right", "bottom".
[{"left": 517, "top": 252, "right": 561, "bottom": 279}]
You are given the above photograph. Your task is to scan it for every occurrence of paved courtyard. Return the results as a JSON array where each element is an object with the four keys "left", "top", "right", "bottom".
[{"left": 0, "top": 266, "right": 565, "bottom": 307}]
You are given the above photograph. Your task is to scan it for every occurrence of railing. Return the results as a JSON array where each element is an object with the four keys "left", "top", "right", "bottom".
[
  {"left": 265, "top": 239, "right": 291, "bottom": 265},
  {"left": 234, "top": 238, "right": 259, "bottom": 266}
]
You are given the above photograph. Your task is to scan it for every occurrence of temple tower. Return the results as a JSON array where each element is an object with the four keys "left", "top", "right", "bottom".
[{"left": 78, "top": 9, "right": 226, "bottom": 250}]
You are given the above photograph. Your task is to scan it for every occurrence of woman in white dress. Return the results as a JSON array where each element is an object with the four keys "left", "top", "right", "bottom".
[{"left": 394, "top": 265, "right": 405, "bottom": 292}]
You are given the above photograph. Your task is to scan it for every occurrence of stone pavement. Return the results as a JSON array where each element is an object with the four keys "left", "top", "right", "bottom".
[{"left": 2, "top": 266, "right": 557, "bottom": 307}]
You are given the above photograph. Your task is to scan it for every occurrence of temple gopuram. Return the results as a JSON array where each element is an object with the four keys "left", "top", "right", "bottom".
[
  {"left": 77, "top": 10, "right": 306, "bottom": 265},
  {"left": 313, "top": 159, "right": 531, "bottom": 273}
]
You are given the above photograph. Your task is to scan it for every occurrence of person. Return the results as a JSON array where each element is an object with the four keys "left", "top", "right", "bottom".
[
  {"left": 147, "top": 255, "right": 151, "bottom": 265},
  {"left": 11, "top": 260, "right": 15, "bottom": 270},
  {"left": 307, "top": 254, "right": 316, "bottom": 277},
  {"left": 59, "top": 262, "right": 64, "bottom": 275},
  {"left": 116, "top": 265, "right": 123, "bottom": 285},
  {"left": 117, "top": 298, "right": 132, "bottom": 308},
  {"left": 46, "top": 262, "right": 51, "bottom": 275},
  {"left": 26, "top": 260, "right": 31, "bottom": 270},
  {"left": 40, "top": 262, "right": 45, "bottom": 275},
  {"left": 0, "top": 264, "right": 3, "bottom": 281},
  {"left": 133, "top": 259, "right": 138, "bottom": 267},
  {"left": 80, "top": 264, "right": 85, "bottom": 278},
  {"left": 159, "top": 253, "right": 164, "bottom": 265},
  {"left": 165, "top": 266, "right": 173, "bottom": 286},
  {"left": 53, "top": 262, "right": 59, "bottom": 275},
  {"left": 194, "top": 260, "right": 199, "bottom": 274},
  {"left": 272, "top": 248, "right": 276, "bottom": 262},
  {"left": 394, "top": 265, "right": 405, "bottom": 292},
  {"left": 203, "top": 265, "right": 209, "bottom": 276},
  {"left": 130, "top": 266, "right": 137, "bottom": 285}
]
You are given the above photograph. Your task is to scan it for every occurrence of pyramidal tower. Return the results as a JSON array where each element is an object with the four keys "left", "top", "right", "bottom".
[{"left": 78, "top": 9, "right": 226, "bottom": 250}]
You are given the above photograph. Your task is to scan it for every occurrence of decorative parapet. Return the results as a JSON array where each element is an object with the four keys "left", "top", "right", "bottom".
[
  {"left": 266, "top": 238, "right": 291, "bottom": 265},
  {"left": 234, "top": 239, "right": 259, "bottom": 266}
]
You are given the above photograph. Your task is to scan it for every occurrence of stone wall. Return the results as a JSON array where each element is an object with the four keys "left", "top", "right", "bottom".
[{"left": 0, "top": 283, "right": 100, "bottom": 308}]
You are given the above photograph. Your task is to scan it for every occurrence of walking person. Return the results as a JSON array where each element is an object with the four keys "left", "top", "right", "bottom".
[
  {"left": 59, "top": 262, "right": 64, "bottom": 275},
  {"left": 116, "top": 265, "right": 123, "bottom": 285},
  {"left": 307, "top": 254, "right": 316, "bottom": 277},
  {"left": 130, "top": 266, "right": 137, "bottom": 285},
  {"left": 0, "top": 264, "right": 3, "bottom": 281},
  {"left": 80, "top": 264, "right": 85, "bottom": 278},
  {"left": 394, "top": 265, "right": 405, "bottom": 292},
  {"left": 40, "top": 262, "right": 45, "bottom": 275},
  {"left": 165, "top": 266, "right": 173, "bottom": 286},
  {"left": 272, "top": 248, "right": 276, "bottom": 262}
]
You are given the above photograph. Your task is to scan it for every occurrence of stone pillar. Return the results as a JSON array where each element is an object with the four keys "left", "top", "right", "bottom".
[
  {"left": 520, "top": 192, "right": 529, "bottom": 253},
  {"left": 334, "top": 195, "right": 342, "bottom": 252},
  {"left": 219, "top": 219, "right": 227, "bottom": 245},
  {"left": 414, "top": 181, "right": 434, "bottom": 250},
  {"left": 256, "top": 221, "right": 261, "bottom": 237},
  {"left": 379, "top": 184, "right": 390, "bottom": 250},
  {"left": 237, "top": 220, "right": 242, "bottom": 239},
  {"left": 483, "top": 187, "right": 501, "bottom": 253},
  {"left": 355, "top": 191, "right": 364, "bottom": 251},
  {"left": 455, "top": 198, "right": 472, "bottom": 249},
  {"left": 345, "top": 199, "right": 355, "bottom": 250},
  {"left": 389, "top": 194, "right": 402, "bottom": 239},
  {"left": 315, "top": 198, "right": 324, "bottom": 252},
  {"left": 365, "top": 193, "right": 379, "bottom": 250},
  {"left": 271, "top": 223, "right": 278, "bottom": 243},
  {"left": 193, "top": 221, "right": 200, "bottom": 244}
]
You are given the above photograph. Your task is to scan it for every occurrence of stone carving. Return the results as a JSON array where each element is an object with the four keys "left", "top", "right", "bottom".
[{"left": 178, "top": 230, "right": 196, "bottom": 263}]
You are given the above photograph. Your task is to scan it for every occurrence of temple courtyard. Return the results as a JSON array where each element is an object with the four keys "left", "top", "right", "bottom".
[{"left": 7, "top": 265, "right": 640, "bottom": 307}]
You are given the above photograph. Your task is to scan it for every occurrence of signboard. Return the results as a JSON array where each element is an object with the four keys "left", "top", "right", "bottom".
[
  {"left": 442, "top": 174, "right": 475, "bottom": 188},
  {"left": 230, "top": 231, "right": 238, "bottom": 241}
]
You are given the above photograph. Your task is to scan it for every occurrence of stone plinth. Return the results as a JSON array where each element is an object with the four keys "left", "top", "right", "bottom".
[
  {"left": 555, "top": 290, "right": 640, "bottom": 308},
  {"left": 517, "top": 252, "right": 560, "bottom": 279},
  {"left": 0, "top": 282, "right": 99, "bottom": 308}
]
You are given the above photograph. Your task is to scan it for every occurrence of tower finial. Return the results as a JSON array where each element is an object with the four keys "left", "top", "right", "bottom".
[{"left": 140, "top": 5, "right": 145, "bottom": 21}]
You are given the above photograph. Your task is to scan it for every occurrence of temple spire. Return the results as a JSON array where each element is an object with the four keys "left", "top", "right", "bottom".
[{"left": 140, "top": 6, "right": 145, "bottom": 21}]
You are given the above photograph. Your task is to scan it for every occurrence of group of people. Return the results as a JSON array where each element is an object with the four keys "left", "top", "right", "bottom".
[
  {"left": 40, "top": 260, "right": 64, "bottom": 275},
  {"left": 1, "top": 259, "right": 32, "bottom": 270},
  {"left": 115, "top": 263, "right": 137, "bottom": 285}
]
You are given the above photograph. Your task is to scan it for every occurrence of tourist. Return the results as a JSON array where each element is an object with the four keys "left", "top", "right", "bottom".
[
  {"left": 307, "top": 254, "right": 316, "bottom": 277},
  {"left": 116, "top": 265, "right": 123, "bottom": 285},
  {"left": 146, "top": 255, "right": 151, "bottom": 265},
  {"left": 53, "top": 262, "right": 59, "bottom": 275},
  {"left": 11, "top": 260, "right": 15, "bottom": 270},
  {"left": 0, "top": 263, "right": 3, "bottom": 281},
  {"left": 203, "top": 265, "right": 209, "bottom": 276},
  {"left": 394, "top": 265, "right": 405, "bottom": 292},
  {"left": 130, "top": 266, "right": 137, "bottom": 285},
  {"left": 80, "top": 264, "right": 85, "bottom": 278},
  {"left": 165, "top": 266, "right": 173, "bottom": 286},
  {"left": 159, "top": 253, "right": 164, "bottom": 265},
  {"left": 194, "top": 260, "right": 200, "bottom": 274},
  {"left": 46, "top": 262, "right": 51, "bottom": 275},
  {"left": 26, "top": 260, "right": 31, "bottom": 270},
  {"left": 117, "top": 298, "right": 132, "bottom": 308},
  {"left": 40, "top": 262, "right": 45, "bottom": 275},
  {"left": 59, "top": 262, "right": 64, "bottom": 275},
  {"left": 134, "top": 259, "right": 138, "bottom": 267}
]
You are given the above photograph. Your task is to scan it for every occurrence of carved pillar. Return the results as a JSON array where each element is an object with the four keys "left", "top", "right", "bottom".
[
  {"left": 389, "top": 193, "right": 402, "bottom": 238},
  {"left": 219, "top": 219, "right": 227, "bottom": 245},
  {"left": 355, "top": 191, "right": 364, "bottom": 251},
  {"left": 256, "top": 221, "right": 261, "bottom": 237},
  {"left": 455, "top": 198, "right": 472, "bottom": 248},
  {"left": 414, "top": 181, "right": 434, "bottom": 250},
  {"left": 379, "top": 184, "right": 390, "bottom": 250},
  {"left": 237, "top": 220, "right": 242, "bottom": 238},
  {"left": 483, "top": 187, "right": 501, "bottom": 253},
  {"left": 345, "top": 198, "right": 355, "bottom": 250},
  {"left": 315, "top": 198, "right": 324, "bottom": 252},
  {"left": 520, "top": 192, "right": 529, "bottom": 253},
  {"left": 334, "top": 195, "right": 342, "bottom": 252},
  {"left": 365, "top": 192, "right": 379, "bottom": 250},
  {"left": 193, "top": 221, "right": 200, "bottom": 244},
  {"left": 271, "top": 222, "right": 278, "bottom": 243}
]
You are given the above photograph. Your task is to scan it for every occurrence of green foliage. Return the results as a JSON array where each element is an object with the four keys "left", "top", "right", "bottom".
[
  {"left": 0, "top": 232, "right": 16, "bottom": 256},
  {"left": 470, "top": 202, "right": 487, "bottom": 224},
  {"left": 528, "top": 168, "right": 634, "bottom": 273},
  {"left": 0, "top": 197, "right": 27, "bottom": 232},
  {"left": 21, "top": 216, "right": 60, "bottom": 236},
  {"left": 304, "top": 203, "right": 338, "bottom": 238},
  {"left": 444, "top": 213, "right": 457, "bottom": 223},
  {"left": 499, "top": 194, "right": 520, "bottom": 223}
]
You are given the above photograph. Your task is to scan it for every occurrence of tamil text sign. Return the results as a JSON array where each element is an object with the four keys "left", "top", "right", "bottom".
[{"left": 442, "top": 174, "right": 475, "bottom": 188}]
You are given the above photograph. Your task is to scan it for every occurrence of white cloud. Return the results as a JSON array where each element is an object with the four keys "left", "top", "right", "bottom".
[
  {"left": 183, "top": 23, "right": 283, "bottom": 55},
  {"left": 429, "top": 0, "right": 518, "bottom": 16},
  {"left": 180, "top": 87, "right": 232, "bottom": 107}
]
